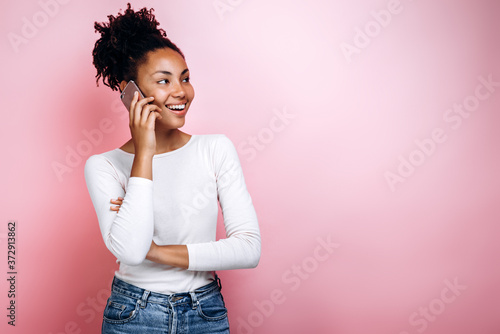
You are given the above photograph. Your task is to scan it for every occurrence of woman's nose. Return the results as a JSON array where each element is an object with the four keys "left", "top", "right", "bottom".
[{"left": 171, "top": 81, "right": 186, "bottom": 98}]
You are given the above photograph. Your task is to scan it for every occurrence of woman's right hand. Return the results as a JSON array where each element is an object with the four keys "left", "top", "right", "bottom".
[{"left": 129, "top": 91, "right": 163, "bottom": 156}]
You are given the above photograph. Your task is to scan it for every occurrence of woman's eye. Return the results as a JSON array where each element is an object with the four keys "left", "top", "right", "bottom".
[
  {"left": 183, "top": 77, "right": 190, "bottom": 83},
  {"left": 158, "top": 79, "right": 169, "bottom": 84}
]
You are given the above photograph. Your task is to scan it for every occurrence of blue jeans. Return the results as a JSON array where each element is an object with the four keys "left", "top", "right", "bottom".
[{"left": 102, "top": 275, "right": 230, "bottom": 333}]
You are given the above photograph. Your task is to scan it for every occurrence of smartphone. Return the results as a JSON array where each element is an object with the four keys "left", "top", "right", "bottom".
[{"left": 120, "top": 80, "right": 145, "bottom": 111}]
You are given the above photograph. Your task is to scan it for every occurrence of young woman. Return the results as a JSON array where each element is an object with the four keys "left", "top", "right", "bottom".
[{"left": 84, "top": 4, "right": 261, "bottom": 333}]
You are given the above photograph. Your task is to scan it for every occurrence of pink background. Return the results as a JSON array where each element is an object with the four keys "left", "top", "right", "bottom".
[{"left": 1, "top": 0, "right": 499, "bottom": 333}]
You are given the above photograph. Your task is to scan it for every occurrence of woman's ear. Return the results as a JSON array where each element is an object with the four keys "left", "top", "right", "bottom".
[{"left": 119, "top": 80, "right": 128, "bottom": 93}]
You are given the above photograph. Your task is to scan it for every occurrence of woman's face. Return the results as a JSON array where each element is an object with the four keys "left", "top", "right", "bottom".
[{"left": 133, "top": 47, "right": 195, "bottom": 130}]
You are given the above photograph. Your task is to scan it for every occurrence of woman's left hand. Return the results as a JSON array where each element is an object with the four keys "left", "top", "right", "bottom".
[{"left": 110, "top": 197, "right": 124, "bottom": 212}]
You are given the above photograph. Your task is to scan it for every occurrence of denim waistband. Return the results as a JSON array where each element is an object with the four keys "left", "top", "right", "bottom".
[{"left": 110, "top": 275, "right": 222, "bottom": 309}]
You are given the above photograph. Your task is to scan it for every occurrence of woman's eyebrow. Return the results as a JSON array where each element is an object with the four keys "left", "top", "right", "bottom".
[{"left": 153, "top": 69, "right": 189, "bottom": 75}]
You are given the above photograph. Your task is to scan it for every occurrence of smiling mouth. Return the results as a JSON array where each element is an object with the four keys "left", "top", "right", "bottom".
[{"left": 166, "top": 104, "right": 186, "bottom": 111}]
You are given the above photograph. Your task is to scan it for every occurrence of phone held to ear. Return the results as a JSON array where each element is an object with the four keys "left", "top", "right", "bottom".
[{"left": 120, "top": 80, "right": 145, "bottom": 111}]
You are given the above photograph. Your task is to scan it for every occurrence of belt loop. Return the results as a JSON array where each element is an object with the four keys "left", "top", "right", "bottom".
[
  {"left": 140, "top": 290, "right": 150, "bottom": 309},
  {"left": 189, "top": 291, "right": 199, "bottom": 310},
  {"left": 215, "top": 272, "right": 222, "bottom": 291}
]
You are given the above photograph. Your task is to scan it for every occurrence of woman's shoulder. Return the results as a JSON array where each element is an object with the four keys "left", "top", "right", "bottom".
[
  {"left": 86, "top": 147, "right": 124, "bottom": 160},
  {"left": 193, "top": 134, "right": 238, "bottom": 161},
  {"left": 84, "top": 147, "right": 129, "bottom": 172},
  {"left": 195, "top": 133, "right": 233, "bottom": 147}
]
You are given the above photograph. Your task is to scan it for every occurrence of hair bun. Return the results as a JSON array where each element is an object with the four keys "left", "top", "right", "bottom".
[{"left": 92, "top": 3, "right": 182, "bottom": 91}]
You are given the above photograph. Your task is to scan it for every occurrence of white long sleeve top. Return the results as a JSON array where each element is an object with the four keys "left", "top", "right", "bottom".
[{"left": 84, "top": 134, "right": 261, "bottom": 294}]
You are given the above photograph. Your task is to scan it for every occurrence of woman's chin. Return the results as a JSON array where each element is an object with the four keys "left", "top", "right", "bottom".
[{"left": 156, "top": 118, "right": 186, "bottom": 130}]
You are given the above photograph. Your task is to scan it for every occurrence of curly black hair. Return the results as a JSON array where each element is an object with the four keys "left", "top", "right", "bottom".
[{"left": 92, "top": 3, "right": 184, "bottom": 91}]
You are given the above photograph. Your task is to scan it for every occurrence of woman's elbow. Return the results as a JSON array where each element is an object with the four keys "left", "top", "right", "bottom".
[
  {"left": 246, "top": 238, "right": 261, "bottom": 268},
  {"left": 116, "top": 251, "right": 147, "bottom": 266},
  {"left": 106, "top": 239, "right": 148, "bottom": 266},
  {"left": 248, "top": 252, "right": 260, "bottom": 268}
]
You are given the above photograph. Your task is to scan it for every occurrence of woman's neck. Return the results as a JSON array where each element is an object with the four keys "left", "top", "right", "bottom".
[{"left": 119, "top": 129, "right": 191, "bottom": 155}]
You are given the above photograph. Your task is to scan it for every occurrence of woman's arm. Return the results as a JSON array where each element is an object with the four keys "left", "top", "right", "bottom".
[
  {"left": 110, "top": 135, "right": 260, "bottom": 271},
  {"left": 109, "top": 201, "right": 190, "bottom": 269},
  {"left": 184, "top": 135, "right": 261, "bottom": 271},
  {"left": 85, "top": 156, "right": 155, "bottom": 265},
  {"left": 131, "top": 153, "right": 154, "bottom": 179},
  {"left": 85, "top": 92, "right": 162, "bottom": 265},
  {"left": 146, "top": 243, "right": 189, "bottom": 269},
  {"left": 109, "top": 202, "right": 190, "bottom": 269}
]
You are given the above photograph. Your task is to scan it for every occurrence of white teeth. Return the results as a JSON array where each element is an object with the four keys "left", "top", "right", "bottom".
[{"left": 167, "top": 104, "right": 186, "bottom": 110}]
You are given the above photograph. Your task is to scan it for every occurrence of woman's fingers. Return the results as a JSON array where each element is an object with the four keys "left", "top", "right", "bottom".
[
  {"left": 110, "top": 197, "right": 123, "bottom": 212},
  {"left": 133, "top": 96, "right": 154, "bottom": 125},
  {"left": 128, "top": 93, "right": 162, "bottom": 155},
  {"left": 129, "top": 91, "right": 140, "bottom": 124},
  {"left": 138, "top": 98, "right": 161, "bottom": 126},
  {"left": 129, "top": 93, "right": 162, "bottom": 125},
  {"left": 145, "top": 104, "right": 163, "bottom": 126},
  {"left": 110, "top": 197, "right": 123, "bottom": 203}
]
